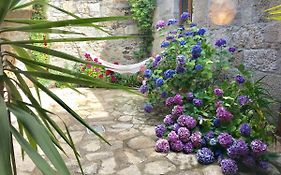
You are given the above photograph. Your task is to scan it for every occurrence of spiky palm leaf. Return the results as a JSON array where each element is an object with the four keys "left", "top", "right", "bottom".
[
  {"left": 0, "top": 0, "right": 137, "bottom": 174},
  {"left": 265, "top": 4, "right": 281, "bottom": 20}
]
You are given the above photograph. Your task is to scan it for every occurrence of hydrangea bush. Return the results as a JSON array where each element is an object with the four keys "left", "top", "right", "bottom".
[{"left": 140, "top": 12, "right": 277, "bottom": 175}]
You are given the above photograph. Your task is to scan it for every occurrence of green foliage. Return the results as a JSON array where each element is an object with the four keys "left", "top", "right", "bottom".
[
  {"left": 128, "top": 0, "right": 156, "bottom": 59},
  {"left": 0, "top": 0, "right": 135, "bottom": 174}
]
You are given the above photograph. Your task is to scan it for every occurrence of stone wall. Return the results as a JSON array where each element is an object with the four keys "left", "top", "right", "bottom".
[
  {"left": 46, "top": 0, "right": 141, "bottom": 68},
  {"left": 193, "top": 0, "right": 281, "bottom": 101}
]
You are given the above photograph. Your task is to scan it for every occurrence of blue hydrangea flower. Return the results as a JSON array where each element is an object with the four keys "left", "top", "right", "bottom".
[
  {"left": 190, "top": 23, "right": 197, "bottom": 27},
  {"left": 155, "top": 54, "right": 162, "bottom": 62},
  {"left": 191, "top": 45, "right": 202, "bottom": 58},
  {"left": 215, "top": 39, "right": 227, "bottom": 47},
  {"left": 176, "top": 66, "right": 185, "bottom": 74},
  {"left": 160, "top": 91, "right": 168, "bottom": 98},
  {"left": 239, "top": 123, "right": 251, "bottom": 136},
  {"left": 196, "top": 147, "right": 215, "bottom": 165},
  {"left": 235, "top": 75, "right": 245, "bottom": 84},
  {"left": 167, "top": 18, "right": 178, "bottom": 25},
  {"left": 164, "top": 69, "right": 176, "bottom": 79},
  {"left": 197, "top": 28, "right": 206, "bottom": 36},
  {"left": 181, "top": 12, "right": 190, "bottom": 20},
  {"left": 161, "top": 41, "right": 170, "bottom": 48},
  {"left": 213, "top": 118, "right": 221, "bottom": 127},
  {"left": 178, "top": 26, "right": 185, "bottom": 31},
  {"left": 185, "top": 31, "right": 193, "bottom": 36},
  {"left": 144, "top": 103, "right": 153, "bottom": 113},
  {"left": 194, "top": 64, "right": 203, "bottom": 71},
  {"left": 155, "top": 124, "right": 166, "bottom": 138},
  {"left": 166, "top": 35, "right": 175, "bottom": 40},
  {"left": 155, "top": 78, "right": 164, "bottom": 87},
  {"left": 209, "top": 138, "right": 217, "bottom": 146},
  {"left": 143, "top": 69, "right": 152, "bottom": 78},
  {"left": 180, "top": 40, "right": 187, "bottom": 46}
]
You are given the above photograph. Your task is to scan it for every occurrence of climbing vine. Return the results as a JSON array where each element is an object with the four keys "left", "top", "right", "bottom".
[{"left": 128, "top": 0, "right": 156, "bottom": 60}]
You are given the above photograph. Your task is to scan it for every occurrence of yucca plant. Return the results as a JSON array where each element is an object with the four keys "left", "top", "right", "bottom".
[
  {"left": 265, "top": 4, "right": 281, "bottom": 20},
  {"left": 0, "top": 0, "right": 137, "bottom": 174}
]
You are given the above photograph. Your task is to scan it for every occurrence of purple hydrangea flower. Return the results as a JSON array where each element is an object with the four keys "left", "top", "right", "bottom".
[
  {"left": 143, "top": 69, "right": 152, "bottom": 78},
  {"left": 164, "top": 114, "right": 174, "bottom": 125},
  {"left": 176, "top": 66, "right": 186, "bottom": 74},
  {"left": 144, "top": 103, "right": 153, "bottom": 113},
  {"left": 164, "top": 69, "right": 175, "bottom": 79},
  {"left": 190, "top": 132, "right": 202, "bottom": 147},
  {"left": 228, "top": 47, "right": 236, "bottom": 53},
  {"left": 214, "top": 88, "right": 223, "bottom": 96},
  {"left": 183, "top": 142, "right": 193, "bottom": 154},
  {"left": 155, "top": 124, "right": 166, "bottom": 138},
  {"left": 155, "top": 78, "right": 164, "bottom": 87},
  {"left": 139, "top": 85, "right": 148, "bottom": 94},
  {"left": 216, "top": 106, "right": 233, "bottom": 122},
  {"left": 258, "top": 160, "right": 269, "bottom": 170},
  {"left": 161, "top": 91, "right": 168, "bottom": 98},
  {"left": 178, "top": 127, "right": 190, "bottom": 142},
  {"left": 238, "top": 95, "right": 251, "bottom": 106},
  {"left": 194, "top": 64, "right": 203, "bottom": 71},
  {"left": 250, "top": 140, "right": 267, "bottom": 155},
  {"left": 161, "top": 41, "right": 170, "bottom": 48},
  {"left": 242, "top": 156, "right": 256, "bottom": 167},
  {"left": 196, "top": 147, "right": 215, "bottom": 165},
  {"left": 167, "top": 131, "right": 179, "bottom": 142},
  {"left": 235, "top": 75, "right": 245, "bottom": 84},
  {"left": 173, "top": 123, "right": 181, "bottom": 132},
  {"left": 218, "top": 133, "right": 233, "bottom": 148},
  {"left": 239, "top": 123, "right": 251, "bottom": 136},
  {"left": 173, "top": 94, "right": 183, "bottom": 105},
  {"left": 181, "top": 12, "right": 190, "bottom": 20},
  {"left": 227, "top": 139, "right": 249, "bottom": 159},
  {"left": 171, "top": 105, "right": 184, "bottom": 116},
  {"left": 169, "top": 30, "right": 177, "bottom": 34},
  {"left": 197, "top": 28, "right": 206, "bottom": 36},
  {"left": 176, "top": 55, "right": 186, "bottom": 66},
  {"left": 186, "top": 92, "right": 194, "bottom": 101},
  {"left": 167, "top": 18, "right": 178, "bottom": 25},
  {"left": 193, "top": 98, "right": 203, "bottom": 107},
  {"left": 191, "top": 45, "right": 202, "bottom": 59},
  {"left": 165, "top": 97, "right": 174, "bottom": 106},
  {"left": 215, "top": 39, "right": 227, "bottom": 47},
  {"left": 177, "top": 115, "right": 197, "bottom": 129},
  {"left": 220, "top": 159, "right": 238, "bottom": 175},
  {"left": 170, "top": 140, "right": 184, "bottom": 152},
  {"left": 156, "top": 20, "right": 165, "bottom": 29},
  {"left": 155, "top": 54, "right": 162, "bottom": 62},
  {"left": 155, "top": 139, "right": 170, "bottom": 153}
]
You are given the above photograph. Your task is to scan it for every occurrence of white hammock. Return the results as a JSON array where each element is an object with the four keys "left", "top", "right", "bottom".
[{"left": 88, "top": 53, "right": 153, "bottom": 74}]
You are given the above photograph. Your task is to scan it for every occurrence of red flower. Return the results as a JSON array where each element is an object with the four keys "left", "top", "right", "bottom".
[
  {"left": 84, "top": 53, "right": 91, "bottom": 59},
  {"left": 98, "top": 74, "right": 104, "bottom": 78},
  {"left": 113, "top": 61, "right": 119, "bottom": 65},
  {"left": 105, "top": 69, "right": 113, "bottom": 75},
  {"left": 111, "top": 76, "right": 117, "bottom": 82}
]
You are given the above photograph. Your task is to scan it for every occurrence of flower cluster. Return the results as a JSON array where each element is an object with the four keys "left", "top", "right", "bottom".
[{"left": 142, "top": 12, "right": 275, "bottom": 175}]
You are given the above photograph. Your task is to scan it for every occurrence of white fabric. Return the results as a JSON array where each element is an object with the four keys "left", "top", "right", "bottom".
[{"left": 88, "top": 53, "right": 152, "bottom": 74}]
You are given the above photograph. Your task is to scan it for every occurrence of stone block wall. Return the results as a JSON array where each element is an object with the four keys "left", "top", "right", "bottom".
[
  {"left": 46, "top": 0, "right": 141, "bottom": 68},
  {"left": 193, "top": 0, "right": 281, "bottom": 101}
]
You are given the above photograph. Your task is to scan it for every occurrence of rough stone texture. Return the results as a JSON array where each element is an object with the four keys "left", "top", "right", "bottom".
[
  {"left": 13, "top": 88, "right": 279, "bottom": 175},
  {"left": 46, "top": 0, "right": 141, "bottom": 69},
  {"left": 192, "top": 0, "right": 281, "bottom": 101}
]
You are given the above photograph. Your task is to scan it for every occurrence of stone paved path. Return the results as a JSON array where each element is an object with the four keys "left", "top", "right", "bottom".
[{"left": 14, "top": 88, "right": 281, "bottom": 175}]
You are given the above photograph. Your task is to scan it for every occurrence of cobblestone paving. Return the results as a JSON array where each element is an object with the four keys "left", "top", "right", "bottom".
[{"left": 14, "top": 88, "right": 281, "bottom": 175}]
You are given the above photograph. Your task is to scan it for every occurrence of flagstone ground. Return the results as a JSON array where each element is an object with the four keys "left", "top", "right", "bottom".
[{"left": 14, "top": 88, "right": 281, "bottom": 175}]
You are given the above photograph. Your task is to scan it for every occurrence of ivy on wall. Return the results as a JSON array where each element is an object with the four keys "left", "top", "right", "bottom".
[{"left": 128, "top": 0, "right": 156, "bottom": 60}]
